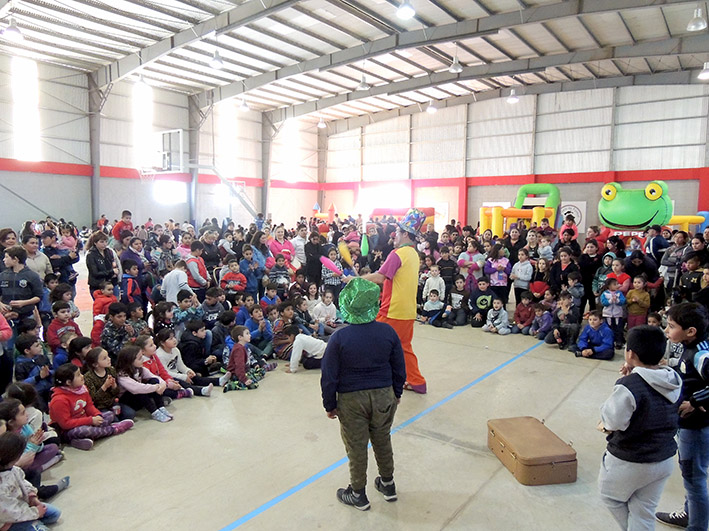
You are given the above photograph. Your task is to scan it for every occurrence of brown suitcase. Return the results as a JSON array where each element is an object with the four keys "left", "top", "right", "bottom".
[{"left": 487, "top": 416, "right": 577, "bottom": 486}]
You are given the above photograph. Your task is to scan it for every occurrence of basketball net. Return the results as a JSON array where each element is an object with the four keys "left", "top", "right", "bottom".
[{"left": 139, "top": 167, "right": 156, "bottom": 184}]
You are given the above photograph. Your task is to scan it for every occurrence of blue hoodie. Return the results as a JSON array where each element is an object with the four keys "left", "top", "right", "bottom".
[{"left": 577, "top": 322, "right": 614, "bottom": 353}]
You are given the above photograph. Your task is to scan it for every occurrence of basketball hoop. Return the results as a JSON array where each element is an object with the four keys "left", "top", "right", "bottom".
[{"left": 139, "top": 168, "right": 156, "bottom": 184}]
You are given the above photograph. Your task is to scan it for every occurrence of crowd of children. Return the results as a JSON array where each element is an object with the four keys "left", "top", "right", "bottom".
[{"left": 3, "top": 210, "right": 709, "bottom": 528}]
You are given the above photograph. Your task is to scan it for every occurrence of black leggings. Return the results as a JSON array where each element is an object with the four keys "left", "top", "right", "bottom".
[{"left": 119, "top": 378, "right": 165, "bottom": 413}]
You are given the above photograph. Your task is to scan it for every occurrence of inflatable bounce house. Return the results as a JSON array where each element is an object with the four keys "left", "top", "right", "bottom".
[{"left": 479, "top": 183, "right": 561, "bottom": 236}]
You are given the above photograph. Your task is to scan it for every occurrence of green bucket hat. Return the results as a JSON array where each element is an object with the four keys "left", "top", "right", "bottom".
[{"left": 339, "top": 278, "right": 381, "bottom": 324}]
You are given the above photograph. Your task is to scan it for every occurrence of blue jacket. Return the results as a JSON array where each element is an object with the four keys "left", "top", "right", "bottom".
[
  {"left": 15, "top": 354, "right": 53, "bottom": 395},
  {"left": 235, "top": 305, "right": 251, "bottom": 326},
  {"left": 577, "top": 322, "right": 614, "bottom": 353},
  {"left": 245, "top": 317, "right": 273, "bottom": 342},
  {"left": 239, "top": 258, "right": 259, "bottom": 293}
]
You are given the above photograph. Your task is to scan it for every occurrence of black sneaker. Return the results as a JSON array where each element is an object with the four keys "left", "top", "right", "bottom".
[
  {"left": 655, "top": 510, "right": 688, "bottom": 528},
  {"left": 336, "top": 486, "right": 370, "bottom": 511},
  {"left": 374, "top": 477, "right": 397, "bottom": 502}
]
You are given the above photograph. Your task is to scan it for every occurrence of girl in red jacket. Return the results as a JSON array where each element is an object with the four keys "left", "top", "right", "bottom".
[
  {"left": 48, "top": 364, "right": 133, "bottom": 450},
  {"left": 134, "top": 335, "right": 209, "bottom": 398}
]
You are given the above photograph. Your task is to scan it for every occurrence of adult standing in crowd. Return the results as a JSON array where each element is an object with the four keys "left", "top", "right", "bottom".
[
  {"left": 644, "top": 224, "right": 670, "bottom": 267},
  {"left": 0, "top": 246, "right": 43, "bottom": 392},
  {"left": 291, "top": 224, "right": 308, "bottom": 265},
  {"left": 0, "top": 228, "right": 17, "bottom": 272},
  {"left": 200, "top": 230, "right": 221, "bottom": 276},
  {"left": 304, "top": 232, "right": 323, "bottom": 285},
  {"left": 269, "top": 226, "right": 295, "bottom": 268},
  {"left": 85, "top": 232, "right": 120, "bottom": 298},
  {"left": 356, "top": 209, "right": 428, "bottom": 394},
  {"left": 579, "top": 238, "right": 603, "bottom": 312},
  {"left": 321, "top": 278, "right": 405, "bottom": 510},
  {"left": 22, "top": 234, "right": 52, "bottom": 278}
]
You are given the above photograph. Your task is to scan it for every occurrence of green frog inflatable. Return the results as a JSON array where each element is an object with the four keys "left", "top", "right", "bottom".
[{"left": 598, "top": 181, "right": 673, "bottom": 230}]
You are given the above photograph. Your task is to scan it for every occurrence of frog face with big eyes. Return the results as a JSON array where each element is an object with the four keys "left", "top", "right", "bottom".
[{"left": 598, "top": 181, "right": 673, "bottom": 230}]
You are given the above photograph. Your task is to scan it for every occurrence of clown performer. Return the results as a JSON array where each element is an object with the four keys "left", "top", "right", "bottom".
[{"left": 346, "top": 208, "right": 428, "bottom": 394}]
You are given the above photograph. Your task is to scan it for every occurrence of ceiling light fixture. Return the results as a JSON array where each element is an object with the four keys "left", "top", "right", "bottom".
[
  {"left": 396, "top": 0, "right": 415, "bottom": 20},
  {"left": 317, "top": 117, "right": 326, "bottom": 129},
  {"left": 449, "top": 56, "right": 463, "bottom": 74},
  {"left": 357, "top": 74, "right": 370, "bottom": 91},
  {"left": 449, "top": 42, "right": 463, "bottom": 74},
  {"left": 688, "top": 6, "right": 708, "bottom": 32},
  {"left": 239, "top": 98, "right": 249, "bottom": 112},
  {"left": 506, "top": 88, "right": 520, "bottom": 104},
  {"left": 210, "top": 49, "right": 224, "bottom": 70},
  {"left": 426, "top": 100, "right": 437, "bottom": 114},
  {"left": 699, "top": 61, "right": 709, "bottom": 80},
  {"left": 3, "top": 17, "right": 22, "bottom": 42}
]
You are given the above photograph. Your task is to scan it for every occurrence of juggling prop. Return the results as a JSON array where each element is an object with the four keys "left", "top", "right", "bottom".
[
  {"left": 361, "top": 234, "right": 369, "bottom": 257},
  {"left": 319, "top": 256, "right": 342, "bottom": 275}
]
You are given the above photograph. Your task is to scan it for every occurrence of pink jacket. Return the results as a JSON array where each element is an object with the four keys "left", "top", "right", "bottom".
[
  {"left": 268, "top": 239, "right": 295, "bottom": 262},
  {"left": 117, "top": 367, "right": 165, "bottom": 396}
]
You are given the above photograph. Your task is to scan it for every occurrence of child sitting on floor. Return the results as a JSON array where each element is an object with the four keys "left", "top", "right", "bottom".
[
  {"left": 565, "top": 271, "right": 584, "bottom": 309},
  {"left": 178, "top": 320, "right": 221, "bottom": 377},
  {"left": 49, "top": 363, "right": 133, "bottom": 451},
  {"left": 83, "top": 347, "right": 134, "bottom": 420},
  {"left": 0, "top": 399, "right": 62, "bottom": 474},
  {"left": 223, "top": 326, "right": 265, "bottom": 392},
  {"left": 469, "top": 276, "right": 493, "bottom": 328},
  {"left": 0, "top": 431, "right": 62, "bottom": 530},
  {"left": 100, "top": 303, "right": 137, "bottom": 363},
  {"left": 545, "top": 292, "right": 581, "bottom": 349},
  {"left": 570, "top": 310, "right": 615, "bottom": 360},
  {"left": 220, "top": 258, "right": 247, "bottom": 306},
  {"left": 67, "top": 336, "right": 91, "bottom": 369},
  {"left": 115, "top": 345, "right": 171, "bottom": 423},
  {"left": 293, "top": 296, "right": 323, "bottom": 336},
  {"left": 126, "top": 302, "right": 150, "bottom": 336},
  {"left": 135, "top": 334, "right": 210, "bottom": 398},
  {"left": 420, "top": 289, "right": 452, "bottom": 328},
  {"left": 6, "top": 384, "right": 59, "bottom": 447},
  {"left": 151, "top": 301, "right": 175, "bottom": 338},
  {"left": 511, "top": 291, "right": 534, "bottom": 335},
  {"left": 51, "top": 332, "right": 77, "bottom": 371},
  {"left": 46, "top": 301, "right": 82, "bottom": 356},
  {"left": 311, "top": 290, "right": 339, "bottom": 335},
  {"left": 482, "top": 297, "right": 511, "bottom": 335},
  {"left": 530, "top": 304, "right": 553, "bottom": 341},
  {"left": 49, "top": 283, "right": 79, "bottom": 320},
  {"left": 259, "top": 284, "right": 281, "bottom": 312},
  {"left": 155, "top": 329, "right": 230, "bottom": 389},
  {"left": 446, "top": 275, "right": 469, "bottom": 327},
  {"left": 14, "top": 334, "right": 53, "bottom": 411}
]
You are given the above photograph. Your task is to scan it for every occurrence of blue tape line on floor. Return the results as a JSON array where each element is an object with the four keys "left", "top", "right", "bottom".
[{"left": 219, "top": 341, "right": 542, "bottom": 530}]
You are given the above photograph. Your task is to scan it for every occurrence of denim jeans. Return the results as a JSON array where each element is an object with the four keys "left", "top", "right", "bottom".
[
  {"left": 680, "top": 426, "right": 709, "bottom": 531},
  {"left": 8, "top": 502, "right": 61, "bottom": 530}
]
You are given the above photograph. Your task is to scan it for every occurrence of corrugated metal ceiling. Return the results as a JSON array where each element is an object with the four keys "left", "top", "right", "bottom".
[{"left": 2, "top": 0, "right": 709, "bottom": 123}]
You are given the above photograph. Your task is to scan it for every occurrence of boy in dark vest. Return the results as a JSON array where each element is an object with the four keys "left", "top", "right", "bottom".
[
  {"left": 598, "top": 325, "right": 681, "bottom": 530},
  {"left": 655, "top": 302, "right": 709, "bottom": 529}
]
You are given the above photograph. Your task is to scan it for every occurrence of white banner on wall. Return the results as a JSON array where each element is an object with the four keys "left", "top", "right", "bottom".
[{"left": 559, "top": 201, "right": 587, "bottom": 232}]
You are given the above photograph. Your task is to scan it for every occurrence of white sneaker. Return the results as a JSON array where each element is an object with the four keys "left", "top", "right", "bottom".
[
  {"left": 158, "top": 406, "right": 174, "bottom": 419},
  {"left": 201, "top": 383, "right": 213, "bottom": 396},
  {"left": 151, "top": 409, "right": 171, "bottom": 423},
  {"left": 219, "top": 371, "right": 232, "bottom": 386}
]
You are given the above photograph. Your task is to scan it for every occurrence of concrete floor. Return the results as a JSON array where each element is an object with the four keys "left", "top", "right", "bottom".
[{"left": 46, "top": 260, "right": 685, "bottom": 530}]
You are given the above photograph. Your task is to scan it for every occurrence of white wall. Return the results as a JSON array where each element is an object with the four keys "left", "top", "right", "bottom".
[{"left": 327, "top": 85, "right": 709, "bottom": 182}]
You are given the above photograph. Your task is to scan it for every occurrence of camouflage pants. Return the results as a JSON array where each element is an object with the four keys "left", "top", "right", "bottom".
[{"left": 337, "top": 387, "right": 398, "bottom": 491}]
